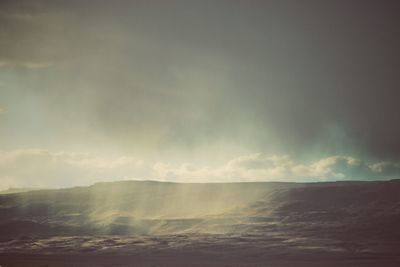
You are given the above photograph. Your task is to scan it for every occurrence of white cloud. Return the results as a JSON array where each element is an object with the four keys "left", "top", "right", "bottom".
[
  {"left": 0, "top": 150, "right": 399, "bottom": 190},
  {"left": 0, "top": 149, "right": 151, "bottom": 190},
  {"left": 152, "top": 153, "right": 400, "bottom": 183},
  {"left": 369, "top": 161, "right": 400, "bottom": 176}
]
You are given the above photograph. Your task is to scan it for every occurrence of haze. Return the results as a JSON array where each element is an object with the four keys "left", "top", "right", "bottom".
[{"left": 1, "top": 0, "right": 400, "bottom": 189}]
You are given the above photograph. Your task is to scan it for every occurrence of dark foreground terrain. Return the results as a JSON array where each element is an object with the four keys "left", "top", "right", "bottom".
[{"left": 1, "top": 180, "right": 400, "bottom": 266}]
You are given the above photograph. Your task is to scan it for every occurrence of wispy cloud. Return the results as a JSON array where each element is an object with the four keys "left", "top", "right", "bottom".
[
  {"left": 0, "top": 149, "right": 148, "bottom": 190},
  {"left": 1, "top": 150, "right": 399, "bottom": 190},
  {"left": 153, "top": 153, "right": 400, "bottom": 183}
]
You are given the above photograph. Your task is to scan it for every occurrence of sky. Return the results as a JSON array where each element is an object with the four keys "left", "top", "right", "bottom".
[{"left": 1, "top": 0, "right": 400, "bottom": 189}]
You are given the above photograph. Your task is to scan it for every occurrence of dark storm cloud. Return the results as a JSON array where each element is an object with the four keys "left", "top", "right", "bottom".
[{"left": 1, "top": 0, "right": 400, "bottom": 162}]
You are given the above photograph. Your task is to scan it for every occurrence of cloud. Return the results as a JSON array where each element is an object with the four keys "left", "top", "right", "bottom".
[
  {"left": 153, "top": 153, "right": 400, "bottom": 183},
  {"left": 0, "top": 3, "right": 99, "bottom": 69},
  {"left": 1, "top": 150, "right": 399, "bottom": 190},
  {"left": 0, "top": 149, "right": 150, "bottom": 190},
  {"left": 369, "top": 161, "right": 400, "bottom": 177},
  {"left": 1, "top": 1, "right": 399, "bottom": 161}
]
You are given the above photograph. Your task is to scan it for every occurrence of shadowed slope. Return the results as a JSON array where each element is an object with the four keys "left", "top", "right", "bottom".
[
  {"left": 0, "top": 181, "right": 300, "bottom": 236},
  {"left": 1, "top": 180, "right": 400, "bottom": 266},
  {"left": 1, "top": 180, "right": 400, "bottom": 237}
]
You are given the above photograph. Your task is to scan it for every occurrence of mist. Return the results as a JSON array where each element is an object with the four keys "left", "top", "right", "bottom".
[
  {"left": 1, "top": 1, "right": 400, "bottom": 189},
  {"left": 1, "top": 2, "right": 400, "bottom": 266}
]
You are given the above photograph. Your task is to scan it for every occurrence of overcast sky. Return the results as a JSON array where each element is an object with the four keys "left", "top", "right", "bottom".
[{"left": 1, "top": 0, "right": 400, "bottom": 189}]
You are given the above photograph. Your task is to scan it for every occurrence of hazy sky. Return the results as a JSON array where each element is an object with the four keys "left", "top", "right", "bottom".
[{"left": 1, "top": 0, "right": 400, "bottom": 188}]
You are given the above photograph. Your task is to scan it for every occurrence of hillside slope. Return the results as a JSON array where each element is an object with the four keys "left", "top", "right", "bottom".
[{"left": 1, "top": 180, "right": 400, "bottom": 266}]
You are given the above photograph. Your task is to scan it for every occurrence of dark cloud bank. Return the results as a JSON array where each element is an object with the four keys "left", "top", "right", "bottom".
[{"left": 0, "top": 0, "right": 400, "bottom": 186}]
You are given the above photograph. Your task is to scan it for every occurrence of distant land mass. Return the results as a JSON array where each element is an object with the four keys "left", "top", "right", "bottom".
[{"left": 0, "top": 187, "right": 44, "bottom": 195}]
